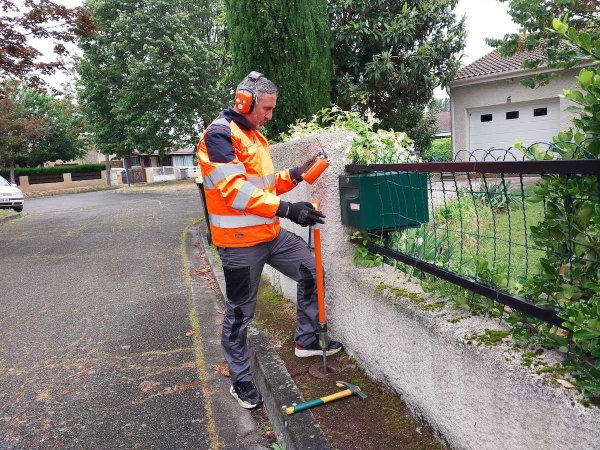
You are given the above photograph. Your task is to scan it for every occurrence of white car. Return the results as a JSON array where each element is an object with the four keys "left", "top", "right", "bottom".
[{"left": 0, "top": 175, "right": 24, "bottom": 212}]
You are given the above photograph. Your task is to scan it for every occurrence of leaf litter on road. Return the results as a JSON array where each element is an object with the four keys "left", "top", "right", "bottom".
[
  {"left": 139, "top": 380, "right": 160, "bottom": 393},
  {"left": 210, "top": 363, "right": 230, "bottom": 378}
]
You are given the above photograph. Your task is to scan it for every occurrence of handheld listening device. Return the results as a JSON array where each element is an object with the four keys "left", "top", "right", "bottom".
[
  {"left": 234, "top": 71, "right": 263, "bottom": 114},
  {"left": 301, "top": 151, "right": 330, "bottom": 185}
]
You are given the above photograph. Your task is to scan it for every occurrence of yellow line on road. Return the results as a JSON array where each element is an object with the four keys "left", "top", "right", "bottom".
[{"left": 180, "top": 219, "right": 221, "bottom": 450}]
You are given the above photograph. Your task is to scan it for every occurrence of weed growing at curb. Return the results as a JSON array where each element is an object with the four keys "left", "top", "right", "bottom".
[
  {"left": 375, "top": 282, "right": 445, "bottom": 312},
  {"left": 466, "top": 329, "right": 510, "bottom": 347}
]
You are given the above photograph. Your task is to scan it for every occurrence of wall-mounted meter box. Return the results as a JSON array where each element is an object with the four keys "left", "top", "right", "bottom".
[{"left": 339, "top": 172, "right": 429, "bottom": 231}]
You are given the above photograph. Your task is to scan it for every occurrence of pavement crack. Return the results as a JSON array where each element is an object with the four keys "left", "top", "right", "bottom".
[{"left": 130, "top": 380, "right": 204, "bottom": 406}]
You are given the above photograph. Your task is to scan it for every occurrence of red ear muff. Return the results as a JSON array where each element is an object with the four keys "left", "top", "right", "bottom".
[
  {"left": 234, "top": 89, "right": 255, "bottom": 114},
  {"left": 234, "top": 72, "right": 263, "bottom": 113}
]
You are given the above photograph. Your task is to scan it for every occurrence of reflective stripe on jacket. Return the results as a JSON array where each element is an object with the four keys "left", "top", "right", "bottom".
[{"left": 197, "top": 109, "right": 301, "bottom": 248}]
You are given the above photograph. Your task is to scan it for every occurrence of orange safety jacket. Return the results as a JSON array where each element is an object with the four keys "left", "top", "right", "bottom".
[{"left": 196, "top": 109, "right": 302, "bottom": 248}]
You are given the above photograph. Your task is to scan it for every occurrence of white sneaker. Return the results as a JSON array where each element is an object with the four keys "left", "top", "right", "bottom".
[{"left": 294, "top": 340, "right": 343, "bottom": 358}]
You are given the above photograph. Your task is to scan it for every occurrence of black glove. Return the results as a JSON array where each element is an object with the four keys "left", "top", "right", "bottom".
[{"left": 286, "top": 201, "right": 325, "bottom": 227}]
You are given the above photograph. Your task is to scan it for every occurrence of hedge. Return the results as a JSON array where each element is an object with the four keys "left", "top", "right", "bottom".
[{"left": 0, "top": 164, "right": 105, "bottom": 179}]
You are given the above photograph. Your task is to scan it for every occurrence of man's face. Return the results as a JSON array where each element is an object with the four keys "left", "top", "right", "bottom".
[{"left": 246, "top": 92, "right": 277, "bottom": 130}]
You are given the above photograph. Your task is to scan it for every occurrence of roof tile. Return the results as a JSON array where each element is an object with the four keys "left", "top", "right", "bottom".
[{"left": 454, "top": 48, "right": 548, "bottom": 81}]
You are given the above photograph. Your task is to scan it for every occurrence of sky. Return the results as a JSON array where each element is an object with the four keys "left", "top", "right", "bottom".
[
  {"left": 455, "top": 0, "right": 519, "bottom": 66},
  {"left": 433, "top": 0, "right": 520, "bottom": 97},
  {"left": 32, "top": 0, "right": 520, "bottom": 97}
]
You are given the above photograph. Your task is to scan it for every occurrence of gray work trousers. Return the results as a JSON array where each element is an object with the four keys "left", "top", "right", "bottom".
[{"left": 217, "top": 228, "right": 318, "bottom": 383}]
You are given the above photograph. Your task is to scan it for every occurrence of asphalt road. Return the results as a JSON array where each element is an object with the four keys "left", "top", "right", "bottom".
[{"left": 0, "top": 189, "right": 213, "bottom": 448}]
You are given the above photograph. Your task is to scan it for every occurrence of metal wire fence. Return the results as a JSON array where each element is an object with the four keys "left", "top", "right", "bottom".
[{"left": 346, "top": 142, "right": 600, "bottom": 330}]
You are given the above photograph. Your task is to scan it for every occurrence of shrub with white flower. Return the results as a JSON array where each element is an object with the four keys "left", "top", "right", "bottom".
[{"left": 280, "top": 106, "right": 421, "bottom": 165}]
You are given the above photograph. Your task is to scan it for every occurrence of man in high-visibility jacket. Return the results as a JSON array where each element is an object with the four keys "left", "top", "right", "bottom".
[{"left": 197, "top": 72, "right": 342, "bottom": 409}]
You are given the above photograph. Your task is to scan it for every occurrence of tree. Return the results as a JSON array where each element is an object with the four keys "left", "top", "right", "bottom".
[
  {"left": 393, "top": 106, "right": 438, "bottom": 153},
  {"left": 486, "top": 0, "right": 600, "bottom": 87},
  {"left": 18, "top": 89, "right": 88, "bottom": 167},
  {"left": 0, "top": 82, "right": 49, "bottom": 183},
  {"left": 427, "top": 97, "right": 450, "bottom": 114},
  {"left": 225, "top": 0, "right": 332, "bottom": 137},
  {"left": 329, "top": 0, "right": 466, "bottom": 145},
  {"left": 0, "top": 82, "right": 88, "bottom": 178},
  {"left": 0, "top": 0, "right": 96, "bottom": 88},
  {"left": 77, "top": 0, "right": 228, "bottom": 159}
]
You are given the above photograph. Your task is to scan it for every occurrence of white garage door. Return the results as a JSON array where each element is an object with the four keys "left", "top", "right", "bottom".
[{"left": 468, "top": 100, "right": 560, "bottom": 159}]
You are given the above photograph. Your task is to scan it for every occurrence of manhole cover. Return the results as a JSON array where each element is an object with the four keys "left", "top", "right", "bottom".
[{"left": 308, "top": 360, "right": 340, "bottom": 379}]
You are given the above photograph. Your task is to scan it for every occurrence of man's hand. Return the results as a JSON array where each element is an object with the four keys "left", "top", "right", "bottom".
[
  {"left": 289, "top": 156, "right": 318, "bottom": 183},
  {"left": 298, "top": 156, "right": 318, "bottom": 176},
  {"left": 286, "top": 201, "right": 325, "bottom": 227}
]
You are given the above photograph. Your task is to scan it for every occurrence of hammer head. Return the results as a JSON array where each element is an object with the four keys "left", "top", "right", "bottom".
[{"left": 336, "top": 381, "right": 367, "bottom": 400}]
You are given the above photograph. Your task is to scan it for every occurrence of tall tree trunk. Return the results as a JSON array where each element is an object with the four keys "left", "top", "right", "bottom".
[
  {"left": 105, "top": 153, "right": 112, "bottom": 186},
  {"left": 9, "top": 160, "right": 16, "bottom": 185},
  {"left": 124, "top": 158, "right": 131, "bottom": 186}
]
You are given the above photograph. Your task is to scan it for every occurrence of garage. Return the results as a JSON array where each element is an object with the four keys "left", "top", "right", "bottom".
[{"left": 468, "top": 100, "right": 560, "bottom": 157}]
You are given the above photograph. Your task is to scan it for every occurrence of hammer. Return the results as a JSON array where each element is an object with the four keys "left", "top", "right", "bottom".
[{"left": 283, "top": 381, "right": 367, "bottom": 415}]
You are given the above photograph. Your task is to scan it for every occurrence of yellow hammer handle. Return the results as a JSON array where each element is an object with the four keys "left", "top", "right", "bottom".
[
  {"left": 284, "top": 389, "right": 354, "bottom": 415},
  {"left": 321, "top": 389, "right": 352, "bottom": 404}
]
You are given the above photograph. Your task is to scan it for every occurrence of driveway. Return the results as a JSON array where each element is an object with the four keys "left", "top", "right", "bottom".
[{"left": 0, "top": 189, "right": 213, "bottom": 448}]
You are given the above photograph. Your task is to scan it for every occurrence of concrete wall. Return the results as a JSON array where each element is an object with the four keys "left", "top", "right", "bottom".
[
  {"left": 144, "top": 166, "right": 186, "bottom": 183},
  {"left": 109, "top": 170, "right": 124, "bottom": 185},
  {"left": 18, "top": 171, "right": 108, "bottom": 193},
  {"left": 263, "top": 131, "right": 600, "bottom": 450},
  {"left": 450, "top": 69, "right": 580, "bottom": 155}
]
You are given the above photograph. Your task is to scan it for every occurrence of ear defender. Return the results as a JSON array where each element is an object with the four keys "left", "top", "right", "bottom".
[
  {"left": 234, "top": 90, "right": 255, "bottom": 114},
  {"left": 234, "top": 71, "right": 263, "bottom": 114}
]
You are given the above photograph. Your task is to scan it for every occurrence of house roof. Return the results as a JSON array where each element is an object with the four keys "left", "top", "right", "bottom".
[
  {"left": 132, "top": 148, "right": 195, "bottom": 156},
  {"left": 167, "top": 148, "right": 195, "bottom": 155},
  {"left": 454, "top": 47, "right": 548, "bottom": 81},
  {"left": 434, "top": 112, "right": 451, "bottom": 133}
]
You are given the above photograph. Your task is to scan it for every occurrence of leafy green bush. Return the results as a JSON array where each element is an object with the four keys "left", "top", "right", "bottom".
[
  {"left": 0, "top": 163, "right": 104, "bottom": 179},
  {"left": 350, "top": 231, "right": 383, "bottom": 267},
  {"left": 421, "top": 137, "right": 452, "bottom": 161},
  {"left": 281, "top": 107, "right": 421, "bottom": 164},
  {"left": 433, "top": 192, "right": 476, "bottom": 224}
]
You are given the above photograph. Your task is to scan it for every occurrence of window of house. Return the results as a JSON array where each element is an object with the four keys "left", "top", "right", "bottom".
[
  {"left": 533, "top": 107, "right": 548, "bottom": 117},
  {"left": 481, "top": 114, "right": 493, "bottom": 122},
  {"left": 506, "top": 111, "right": 519, "bottom": 120}
]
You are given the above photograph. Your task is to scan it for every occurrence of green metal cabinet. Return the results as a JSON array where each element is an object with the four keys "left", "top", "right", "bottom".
[{"left": 339, "top": 172, "right": 429, "bottom": 231}]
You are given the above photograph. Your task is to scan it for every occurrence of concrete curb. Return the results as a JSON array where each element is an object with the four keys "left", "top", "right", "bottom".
[
  {"left": 0, "top": 212, "right": 22, "bottom": 224},
  {"left": 197, "top": 222, "right": 331, "bottom": 450},
  {"left": 24, "top": 186, "right": 120, "bottom": 198}
]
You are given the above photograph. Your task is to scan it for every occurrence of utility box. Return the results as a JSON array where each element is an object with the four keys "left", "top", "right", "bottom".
[{"left": 339, "top": 172, "right": 429, "bottom": 231}]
